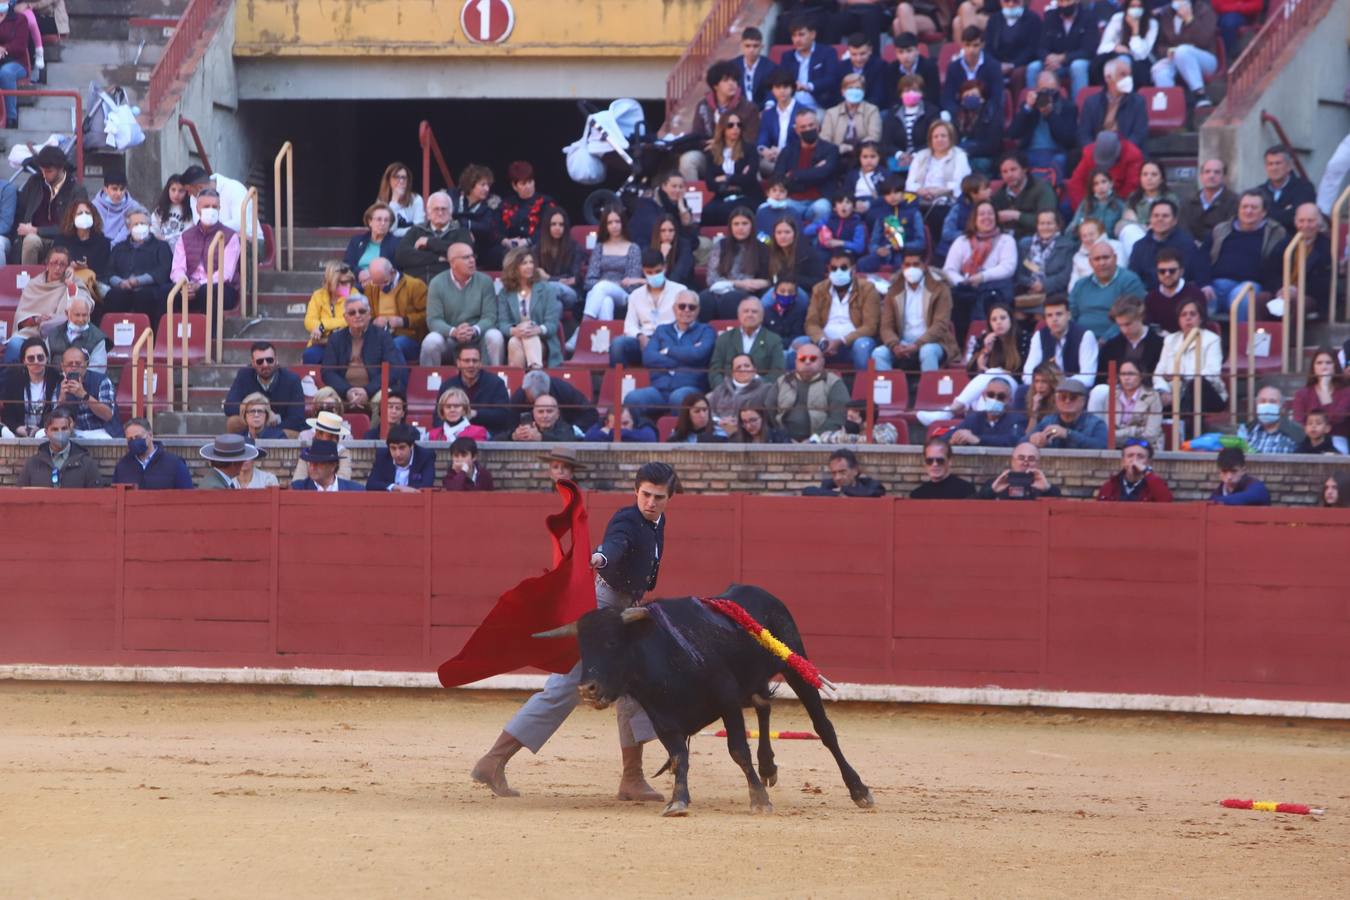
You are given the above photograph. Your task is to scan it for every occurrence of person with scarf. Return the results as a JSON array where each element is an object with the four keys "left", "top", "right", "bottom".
[
  {"left": 90, "top": 163, "right": 145, "bottom": 244},
  {"left": 453, "top": 164, "right": 504, "bottom": 269},
  {"left": 498, "top": 160, "right": 553, "bottom": 251},
  {"left": 1016, "top": 209, "right": 1073, "bottom": 304},
  {"left": 1096, "top": 437, "right": 1173, "bottom": 501},
  {"left": 170, "top": 188, "right": 240, "bottom": 313},
  {"left": 2, "top": 244, "right": 89, "bottom": 363},
  {"left": 942, "top": 199, "right": 1016, "bottom": 343},
  {"left": 681, "top": 60, "right": 759, "bottom": 182},
  {"left": 103, "top": 208, "right": 174, "bottom": 327}
]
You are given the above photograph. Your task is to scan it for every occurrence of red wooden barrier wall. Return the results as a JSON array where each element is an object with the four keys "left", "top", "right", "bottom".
[{"left": 2, "top": 490, "right": 1347, "bottom": 704}]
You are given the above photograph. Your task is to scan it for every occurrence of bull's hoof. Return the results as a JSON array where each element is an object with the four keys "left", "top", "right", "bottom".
[
  {"left": 852, "top": 787, "right": 876, "bottom": 809},
  {"left": 661, "top": 800, "right": 690, "bottom": 817},
  {"left": 751, "top": 799, "right": 775, "bottom": 815}
]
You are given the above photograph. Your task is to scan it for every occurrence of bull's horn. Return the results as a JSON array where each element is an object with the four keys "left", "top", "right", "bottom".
[
  {"left": 532, "top": 621, "right": 579, "bottom": 639},
  {"left": 620, "top": 607, "right": 651, "bottom": 625}
]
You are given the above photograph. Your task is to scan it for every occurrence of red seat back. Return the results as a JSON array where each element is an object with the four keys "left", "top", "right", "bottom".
[
  {"left": 768, "top": 44, "right": 793, "bottom": 65},
  {"left": 937, "top": 43, "right": 961, "bottom": 83},
  {"left": 914, "top": 369, "right": 970, "bottom": 411},
  {"left": 342, "top": 412, "right": 371, "bottom": 437},
  {"left": 566, "top": 319, "right": 624, "bottom": 367},
  {"left": 1234, "top": 321, "right": 1284, "bottom": 373},
  {"left": 657, "top": 415, "right": 678, "bottom": 442},
  {"left": 486, "top": 366, "right": 525, "bottom": 395},
  {"left": 405, "top": 366, "right": 458, "bottom": 416},
  {"left": 103, "top": 314, "right": 153, "bottom": 365},
  {"left": 1075, "top": 85, "right": 1102, "bottom": 111},
  {"left": 851, "top": 370, "right": 909, "bottom": 414},
  {"left": 154, "top": 312, "right": 208, "bottom": 363},
  {"left": 570, "top": 223, "right": 599, "bottom": 252},
  {"left": 598, "top": 367, "right": 652, "bottom": 410},
  {"left": 708, "top": 319, "right": 739, "bottom": 335},
  {"left": 543, "top": 367, "right": 595, "bottom": 400},
  {"left": 115, "top": 363, "right": 172, "bottom": 419},
  {"left": 1140, "top": 87, "right": 1186, "bottom": 134}
]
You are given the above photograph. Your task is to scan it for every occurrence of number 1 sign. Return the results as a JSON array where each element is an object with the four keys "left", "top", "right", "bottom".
[{"left": 460, "top": 0, "right": 516, "bottom": 44}]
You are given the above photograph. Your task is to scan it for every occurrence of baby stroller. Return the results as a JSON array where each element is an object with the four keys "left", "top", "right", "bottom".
[{"left": 563, "top": 98, "right": 702, "bottom": 224}]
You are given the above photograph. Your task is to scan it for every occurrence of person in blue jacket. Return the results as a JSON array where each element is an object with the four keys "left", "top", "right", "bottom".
[
  {"left": 859, "top": 177, "right": 926, "bottom": 272},
  {"left": 366, "top": 422, "right": 437, "bottom": 492},
  {"left": 623, "top": 291, "right": 717, "bottom": 419},
  {"left": 342, "top": 202, "right": 399, "bottom": 279},
  {"left": 112, "top": 417, "right": 194, "bottom": 489},
  {"left": 291, "top": 440, "right": 365, "bottom": 492},
  {"left": 1210, "top": 446, "right": 1272, "bottom": 506},
  {"left": 803, "top": 193, "right": 868, "bottom": 265}
]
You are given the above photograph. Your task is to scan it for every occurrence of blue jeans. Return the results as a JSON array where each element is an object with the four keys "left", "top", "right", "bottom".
[
  {"left": 393, "top": 335, "right": 418, "bottom": 364},
  {"left": 301, "top": 345, "right": 325, "bottom": 364},
  {"left": 1025, "top": 58, "right": 1090, "bottom": 104},
  {"left": 787, "top": 197, "right": 832, "bottom": 225},
  {"left": 1209, "top": 279, "right": 1259, "bottom": 320},
  {"left": 624, "top": 384, "right": 702, "bottom": 419},
  {"left": 871, "top": 342, "right": 944, "bottom": 372},
  {"left": 0, "top": 61, "right": 27, "bottom": 121},
  {"left": 791, "top": 334, "right": 876, "bottom": 371},
  {"left": 1151, "top": 45, "right": 1217, "bottom": 92},
  {"left": 1025, "top": 149, "right": 1068, "bottom": 184},
  {"left": 609, "top": 335, "right": 642, "bottom": 367},
  {"left": 3, "top": 334, "right": 26, "bottom": 364},
  {"left": 1217, "top": 12, "right": 1250, "bottom": 61}
]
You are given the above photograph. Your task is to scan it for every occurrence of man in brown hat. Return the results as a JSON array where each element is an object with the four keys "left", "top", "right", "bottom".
[
  {"left": 539, "top": 447, "right": 586, "bottom": 484},
  {"left": 16, "top": 145, "right": 84, "bottom": 263},
  {"left": 197, "top": 433, "right": 259, "bottom": 490}
]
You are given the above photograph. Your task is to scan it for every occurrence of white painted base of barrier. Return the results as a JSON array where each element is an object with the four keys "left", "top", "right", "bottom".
[{"left": 3, "top": 664, "right": 1348, "bottom": 720}]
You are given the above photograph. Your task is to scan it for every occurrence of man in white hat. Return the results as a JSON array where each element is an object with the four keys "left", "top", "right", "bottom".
[
  {"left": 197, "top": 433, "right": 258, "bottom": 490},
  {"left": 293, "top": 410, "right": 353, "bottom": 483}
]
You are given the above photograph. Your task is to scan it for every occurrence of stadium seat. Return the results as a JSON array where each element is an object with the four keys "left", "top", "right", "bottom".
[
  {"left": 877, "top": 415, "right": 910, "bottom": 444},
  {"left": 925, "top": 418, "right": 962, "bottom": 439},
  {"left": 698, "top": 225, "right": 728, "bottom": 240},
  {"left": 1075, "top": 85, "right": 1102, "bottom": 110},
  {"left": 567, "top": 319, "right": 624, "bottom": 367},
  {"left": 768, "top": 44, "right": 793, "bottom": 65},
  {"left": 709, "top": 319, "right": 739, "bottom": 334},
  {"left": 342, "top": 412, "right": 371, "bottom": 437},
  {"left": 570, "top": 223, "right": 598, "bottom": 251},
  {"left": 851, "top": 370, "right": 909, "bottom": 415},
  {"left": 598, "top": 367, "right": 651, "bottom": 410},
  {"left": 0, "top": 265, "right": 44, "bottom": 307},
  {"left": 1140, "top": 87, "right": 1186, "bottom": 135},
  {"left": 259, "top": 223, "right": 277, "bottom": 270},
  {"left": 487, "top": 366, "right": 525, "bottom": 395},
  {"left": 914, "top": 369, "right": 970, "bottom": 412},
  {"left": 656, "top": 415, "right": 677, "bottom": 442},
  {"left": 405, "top": 366, "right": 457, "bottom": 417},
  {"left": 1233, "top": 321, "right": 1284, "bottom": 374},
  {"left": 937, "top": 43, "right": 961, "bottom": 83},
  {"left": 543, "top": 367, "right": 595, "bottom": 400},
  {"left": 155, "top": 312, "right": 208, "bottom": 364},
  {"left": 103, "top": 314, "right": 153, "bottom": 367},
  {"left": 115, "top": 362, "right": 173, "bottom": 420}
]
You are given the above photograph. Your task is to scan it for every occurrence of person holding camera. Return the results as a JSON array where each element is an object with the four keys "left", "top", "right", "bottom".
[
  {"left": 1096, "top": 437, "right": 1173, "bottom": 502},
  {"left": 56, "top": 345, "right": 119, "bottom": 440},
  {"left": 976, "top": 441, "right": 1062, "bottom": 500},
  {"left": 1007, "top": 70, "right": 1079, "bottom": 183}
]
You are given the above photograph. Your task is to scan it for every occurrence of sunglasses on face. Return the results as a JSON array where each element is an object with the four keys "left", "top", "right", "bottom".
[
  {"left": 924, "top": 456, "right": 947, "bottom": 465},
  {"left": 1157, "top": 267, "right": 1179, "bottom": 275},
  {"left": 797, "top": 356, "right": 821, "bottom": 364},
  {"left": 725, "top": 121, "right": 742, "bottom": 128},
  {"left": 675, "top": 303, "right": 699, "bottom": 311},
  {"left": 254, "top": 357, "right": 275, "bottom": 365},
  {"left": 25, "top": 355, "right": 46, "bottom": 363}
]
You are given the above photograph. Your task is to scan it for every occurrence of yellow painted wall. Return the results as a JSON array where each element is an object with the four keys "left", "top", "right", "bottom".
[{"left": 235, "top": 0, "right": 709, "bottom": 57}]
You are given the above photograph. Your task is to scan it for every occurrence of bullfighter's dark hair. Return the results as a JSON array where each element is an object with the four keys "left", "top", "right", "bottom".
[{"left": 635, "top": 461, "right": 679, "bottom": 494}]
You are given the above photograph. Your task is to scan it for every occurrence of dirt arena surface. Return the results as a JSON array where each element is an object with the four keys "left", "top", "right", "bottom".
[{"left": 0, "top": 683, "right": 1347, "bottom": 899}]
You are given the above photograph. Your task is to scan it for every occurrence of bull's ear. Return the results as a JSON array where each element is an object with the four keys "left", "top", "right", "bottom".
[
  {"left": 532, "top": 621, "right": 580, "bottom": 639},
  {"left": 620, "top": 607, "right": 650, "bottom": 625}
]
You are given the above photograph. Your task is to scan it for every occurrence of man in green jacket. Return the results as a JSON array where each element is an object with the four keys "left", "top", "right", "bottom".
[
  {"left": 992, "top": 153, "right": 1058, "bottom": 242},
  {"left": 708, "top": 296, "right": 785, "bottom": 388},
  {"left": 419, "top": 242, "right": 504, "bottom": 366},
  {"left": 16, "top": 407, "right": 102, "bottom": 488}
]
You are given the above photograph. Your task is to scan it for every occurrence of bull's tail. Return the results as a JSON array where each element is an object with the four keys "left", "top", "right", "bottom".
[{"left": 652, "top": 737, "right": 690, "bottom": 778}]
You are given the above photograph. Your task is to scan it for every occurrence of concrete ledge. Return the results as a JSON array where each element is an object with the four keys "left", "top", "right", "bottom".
[{"left": 5, "top": 664, "right": 1347, "bottom": 720}]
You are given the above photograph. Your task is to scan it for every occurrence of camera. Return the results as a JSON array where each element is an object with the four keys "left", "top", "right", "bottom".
[
  {"left": 64, "top": 370, "right": 79, "bottom": 382},
  {"left": 1036, "top": 89, "right": 1056, "bottom": 107},
  {"left": 1006, "top": 470, "right": 1035, "bottom": 499},
  {"left": 519, "top": 412, "right": 534, "bottom": 425}
]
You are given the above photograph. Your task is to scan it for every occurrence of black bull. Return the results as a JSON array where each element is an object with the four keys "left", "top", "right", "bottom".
[{"left": 535, "top": 584, "right": 874, "bottom": 817}]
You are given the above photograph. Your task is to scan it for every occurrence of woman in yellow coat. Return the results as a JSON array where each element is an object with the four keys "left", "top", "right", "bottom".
[{"left": 302, "top": 260, "right": 355, "bottom": 363}]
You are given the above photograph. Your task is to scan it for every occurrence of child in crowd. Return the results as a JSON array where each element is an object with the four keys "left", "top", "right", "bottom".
[
  {"left": 842, "top": 141, "right": 886, "bottom": 215},
  {"left": 150, "top": 173, "right": 191, "bottom": 249},
  {"left": 858, "top": 176, "right": 925, "bottom": 272},
  {"left": 804, "top": 192, "right": 867, "bottom": 264},
  {"left": 1295, "top": 410, "right": 1341, "bottom": 455},
  {"left": 936, "top": 172, "right": 989, "bottom": 261},
  {"left": 755, "top": 176, "right": 804, "bottom": 237},
  {"left": 92, "top": 164, "right": 146, "bottom": 244}
]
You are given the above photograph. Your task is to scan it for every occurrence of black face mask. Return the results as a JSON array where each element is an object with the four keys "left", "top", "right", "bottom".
[
  {"left": 798, "top": 129, "right": 819, "bottom": 145},
  {"left": 844, "top": 419, "right": 861, "bottom": 435}
]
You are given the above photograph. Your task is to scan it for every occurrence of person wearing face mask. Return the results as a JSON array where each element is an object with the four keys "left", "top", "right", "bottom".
[
  {"left": 1237, "top": 385, "right": 1303, "bottom": 454},
  {"left": 952, "top": 80, "right": 1003, "bottom": 174},
  {"left": 882, "top": 32, "right": 941, "bottom": 110},
  {"left": 112, "top": 417, "right": 193, "bottom": 490},
  {"left": 880, "top": 74, "right": 938, "bottom": 177},
  {"left": 103, "top": 209, "right": 173, "bottom": 325},
  {"left": 1079, "top": 58, "right": 1149, "bottom": 151},
  {"left": 90, "top": 164, "right": 145, "bottom": 244},
  {"left": 611, "top": 247, "right": 686, "bottom": 367},
  {"left": 763, "top": 274, "right": 809, "bottom": 368},
  {"left": 802, "top": 249, "right": 881, "bottom": 371},
  {"left": 303, "top": 261, "right": 359, "bottom": 364},
  {"left": 773, "top": 108, "right": 840, "bottom": 226},
  {"left": 170, "top": 187, "right": 241, "bottom": 313},
  {"left": 950, "top": 374, "right": 1028, "bottom": 447},
  {"left": 1092, "top": 0, "right": 1157, "bottom": 88},
  {"left": 821, "top": 73, "right": 881, "bottom": 167},
  {"left": 874, "top": 246, "right": 960, "bottom": 373},
  {"left": 16, "top": 407, "right": 102, "bottom": 488},
  {"left": 180, "top": 165, "right": 253, "bottom": 237},
  {"left": 1151, "top": 0, "right": 1217, "bottom": 108},
  {"left": 984, "top": 0, "right": 1043, "bottom": 82},
  {"left": 44, "top": 294, "right": 108, "bottom": 375},
  {"left": 58, "top": 200, "right": 111, "bottom": 295},
  {"left": 1025, "top": 0, "right": 1096, "bottom": 102},
  {"left": 56, "top": 344, "right": 119, "bottom": 439},
  {"left": 941, "top": 26, "right": 1005, "bottom": 117}
]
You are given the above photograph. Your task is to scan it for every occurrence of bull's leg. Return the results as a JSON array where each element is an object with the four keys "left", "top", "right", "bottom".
[
  {"left": 722, "top": 709, "right": 773, "bottom": 814},
  {"left": 656, "top": 729, "right": 691, "bottom": 817},
  {"left": 752, "top": 694, "right": 778, "bottom": 787},
  {"left": 787, "top": 676, "right": 875, "bottom": 809}
]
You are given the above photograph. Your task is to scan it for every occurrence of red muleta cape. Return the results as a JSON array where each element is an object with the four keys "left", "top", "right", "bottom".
[{"left": 437, "top": 479, "right": 594, "bottom": 687}]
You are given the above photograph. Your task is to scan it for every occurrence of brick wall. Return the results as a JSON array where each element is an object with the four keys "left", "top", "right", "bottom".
[{"left": 0, "top": 439, "right": 1343, "bottom": 504}]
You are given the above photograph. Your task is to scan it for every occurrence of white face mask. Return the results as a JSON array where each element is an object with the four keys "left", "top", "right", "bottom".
[
  {"left": 1116, "top": 76, "right": 1135, "bottom": 94},
  {"left": 1127, "top": 6, "right": 1144, "bottom": 18},
  {"left": 198, "top": 207, "right": 220, "bottom": 226},
  {"left": 73, "top": 213, "right": 94, "bottom": 230},
  {"left": 903, "top": 266, "right": 925, "bottom": 285},
  {"left": 131, "top": 223, "right": 150, "bottom": 241}
]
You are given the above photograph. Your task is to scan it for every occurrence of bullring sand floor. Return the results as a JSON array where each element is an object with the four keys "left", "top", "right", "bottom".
[{"left": 0, "top": 683, "right": 1347, "bottom": 898}]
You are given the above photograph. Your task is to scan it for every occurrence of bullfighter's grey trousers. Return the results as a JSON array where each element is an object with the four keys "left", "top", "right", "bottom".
[{"left": 505, "top": 576, "right": 656, "bottom": 753}]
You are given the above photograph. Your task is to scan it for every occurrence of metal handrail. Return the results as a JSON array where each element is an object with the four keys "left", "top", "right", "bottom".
[
  {"left": 203, "top": 231, "right": 226, "bottom": 364},
  {"left": 419, "top": 120, "right": 454, "bottom": 205},
  {"left": 1169, "top": 331, "right": 1205, "bottom": 450},
  {"left": 0, "top": 89, "right": 83, "bottom": 177},
  {"left": 664, "top": 0, "right": 752, "bottom": 124},
  {"left": 178, "top": 116, "right": 212, "bottom": 174},
  {"left": 1280, "top": 233, "right": 1308, "bottom": 371},
  {"left": 239, "top": 187, "right": 260, "bottom": 318},
  {"left": 164, "top": 280, "right": 190, "bottom": 410},
  {"left": 1259, "top": 111, "right": 1310, "bottom": 183},
  {"left": 129, "top": 327, "right": 155, "bottom": 426},
  {"left": 272, "top": 141, "right": 294, "bottom": 271},
  {"left": 1226, "top": 0, "right": 1335, "bottom": 114},
  {"left": 1329, "top": 182, "right": 1350, "bottom": 324},
  {"left": 1227, "top": 283, "right": 1259, "bottom": 422},
  {"left": 146, "top": 0, "right": 228, "bottom": 123}
]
